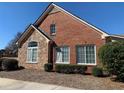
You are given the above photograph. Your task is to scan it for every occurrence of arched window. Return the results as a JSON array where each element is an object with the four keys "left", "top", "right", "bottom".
[
  {"left": 28, "top": 41, "right": 38, "bottom": 47},
  {"left": 27, "top": 41, "right": 38, "bottom": 63}
]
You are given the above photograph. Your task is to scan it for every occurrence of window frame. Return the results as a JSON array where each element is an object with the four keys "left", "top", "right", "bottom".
[
  {"left": 50, "top": 24, "right": 56, "bottom": 35},
  {"left": 76, "top": 45, "right": 96, "bottom": 65},
  {"left": 55, "top": 46, "right": 70, "bottom": 64},
  {"left": 27, "top": 42, "right": 38, "bottom": 64}
]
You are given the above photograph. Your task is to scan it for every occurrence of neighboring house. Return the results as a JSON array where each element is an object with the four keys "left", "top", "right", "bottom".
[
  {"left": 16, "top": 3, "right": 124, "bottom": 73},
  {"left": 106, "top": 34, "right": 124, "bottom": 42}
]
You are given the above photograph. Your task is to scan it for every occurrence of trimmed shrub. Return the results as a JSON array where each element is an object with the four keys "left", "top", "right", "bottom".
[
  {"left": 117, "top": 72, "right": 124, "bottom": 82},
  {"left": 55, "top": 64, "right": 87, "bottom": 74},
  {"left": 44, "top": 63, "right": 53, "bottom": 72},
  {"left": 2, "top": 59, "right": 18, "bottom": 71},
  {"left": 0, "top": 58, "right": 6, "bottom": 70},
  {"left": 98, "top": 41, "right": 124, "bottom": 81},
  {"left": 92, "top": 67, "right": 103, "bottom": 77},
  {"left": 116, "top": 60, "right": 124, "bottom": 82}
]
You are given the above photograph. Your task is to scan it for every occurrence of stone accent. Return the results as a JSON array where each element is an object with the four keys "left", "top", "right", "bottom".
[{"left": 18, "top": 28, "right": 49, "bottom": 70}]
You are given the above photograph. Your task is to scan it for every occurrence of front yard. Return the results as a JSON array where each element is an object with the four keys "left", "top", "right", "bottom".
[{"left": 0, "top": 69, "right": 124, "bottom": 89}]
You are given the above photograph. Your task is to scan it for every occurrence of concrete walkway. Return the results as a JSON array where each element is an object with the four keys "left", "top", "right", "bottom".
[{"left": 0, "top": 78, "right": 77, "bottom": 90}]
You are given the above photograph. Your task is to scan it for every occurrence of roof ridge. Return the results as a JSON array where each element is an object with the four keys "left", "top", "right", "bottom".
[{"left": 34, "top": 3, "right": 109, "bottom": 38}]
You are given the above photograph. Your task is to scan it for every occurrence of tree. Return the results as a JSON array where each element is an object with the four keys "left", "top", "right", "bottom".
[
  {"left": 98, "top": 41, "right": 124, "bottom": 81},
  {"left": 5, "top": 32, "right": 22, "bottom": 57},
  {"left": 0, "top": 49, "right": 6, "bottom": 58}
]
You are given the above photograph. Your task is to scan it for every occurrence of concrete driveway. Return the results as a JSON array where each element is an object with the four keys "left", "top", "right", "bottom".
[{"left": 0, "top": 78, "right": 77, "bottom": 90}]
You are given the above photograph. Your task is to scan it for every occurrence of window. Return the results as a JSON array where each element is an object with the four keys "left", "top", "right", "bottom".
[
  {"left": 76, "top": 45, "right": 96, "bottom": 65},
  {"left": 50, "top": 24, "right": 56, "bottom": 34},
  {"left": 27, "top": 41, "right": 38, "bottom": 63},
  {"left": 56, "top": 46, "right": 69, "bottom": 64}
]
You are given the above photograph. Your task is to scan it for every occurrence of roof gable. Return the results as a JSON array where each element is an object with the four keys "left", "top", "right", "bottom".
[
  {"left": 34, "top": 3, "right": 109, "bottom": 38},
  {"left": 16, "top": 24, "right": 51, "bottom": 46}
]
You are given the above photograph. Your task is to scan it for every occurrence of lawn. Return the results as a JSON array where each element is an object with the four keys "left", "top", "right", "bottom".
[{"left": 0, "top": 69, "right": 124, "bottom": 89}]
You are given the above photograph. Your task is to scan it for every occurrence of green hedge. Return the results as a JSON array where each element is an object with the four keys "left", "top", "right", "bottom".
[
  {"left": 98, "top": 41, "right": 124, "bottom": 81},
  {"left": 92, "top": 67, "right": 103, "bottom": 77},
  {"left": 0, "top": 58, "right": 5, "bottom": 70},
  {"left": 0, "top": 59, "right": 2, "bottom": 70},
  {"left": 2, "top": 59, "right": 18, "bottom": 71},
  {"left": 44, "top": 63, "right": 53, "bottom": 72},
  {"left": 55, "top": 64, "right": 87, "bottom": 74}
]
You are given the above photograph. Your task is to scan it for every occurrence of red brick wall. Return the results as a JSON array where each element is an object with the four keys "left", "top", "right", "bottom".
[{"left": 38, "top": 10, "right": 106, "bottom": 73}]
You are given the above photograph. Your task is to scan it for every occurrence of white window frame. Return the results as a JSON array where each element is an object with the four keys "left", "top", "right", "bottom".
[
  {"left": 56, "top": 46, "right": 70, "bottom": 64},
  {"left": 27, "top": 46, "right": 38, "bottom": 64},
  {"left": 77, "top": 45, "right": 96, "bottom": 65}
]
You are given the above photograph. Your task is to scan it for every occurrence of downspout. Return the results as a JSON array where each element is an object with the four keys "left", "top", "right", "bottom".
[{"left": 48, "top": 40, "right": 53, "bottom": 64}]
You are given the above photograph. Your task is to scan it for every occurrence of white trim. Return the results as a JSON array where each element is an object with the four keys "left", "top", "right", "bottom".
[
  {"left": 26, "top": 61, "right": 38, "bottom": 64},
  {"left": 55, "top": 46, "right": 70, "bottom": 64},
  {"left": 94, "top": 45, "right": 97, "bottom": 65},
  {"left": 76, "top": 45, "right": 97, "bottom": 65},
  {"left": 108, "top": 35, "right": 124, "bottom": 39},
  {"left": 77, "top": 63, "right": 97, "bottom": 66},
  {"left": 112, "top": 40, "right": 116, "bottom": 42},
  {"left": 84, "top": 46, "right": 86, "bottom": 64},
  {"left": 51, "top": 33, "right": 56, "bottom": 36},
  {"left": 56, "top": 62, "right": 70, "bottom": 64}
]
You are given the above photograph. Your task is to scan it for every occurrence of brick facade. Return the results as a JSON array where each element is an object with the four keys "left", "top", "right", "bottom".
[
  {"left": 18, "top": 4, "right": 108, "bottom": 73},
  {"left": 38, "top": 8, "right": 106, "bottom": 73}
]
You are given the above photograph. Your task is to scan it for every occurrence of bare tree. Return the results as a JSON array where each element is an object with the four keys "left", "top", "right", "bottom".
[
  {"left": 5, "top": 32, "right": 22, "bottom": 57},
  {"left": 0, "top": 49, "right": 6, "bottom": 58}
]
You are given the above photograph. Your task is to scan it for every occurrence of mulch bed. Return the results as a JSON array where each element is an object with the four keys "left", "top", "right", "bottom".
[{"left": 0, "top": 69, "right": 124, "bottom": 89}]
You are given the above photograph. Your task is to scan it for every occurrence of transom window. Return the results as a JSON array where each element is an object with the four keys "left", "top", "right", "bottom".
[
  {"left": 76, "top": 45, "right": 96, "bottom": 65},
  {"left": 27, "top": 41, "right": 38, "bottom": 63},
  {"left": 56, "top": 46, "right": 69, "bottom": 64},
  {"left": 50, "top": 24, "right": 56, "bottom": 34}
]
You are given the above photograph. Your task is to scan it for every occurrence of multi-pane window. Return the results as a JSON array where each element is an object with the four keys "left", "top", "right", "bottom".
[
  {"left": 27, "top": 41, "right": 38, "bottom": 63},
  {"left": 76, "top": 45, "right": 96, "bottom": 65},
  {"left": 56, "top": 46, "right": 69, "bottom": 63},
  {"left": 50, "top": 24, "right": 56, "bottom": 34},
  {"left": 76, "top": 46, "right": 85, "bottom": 64}
]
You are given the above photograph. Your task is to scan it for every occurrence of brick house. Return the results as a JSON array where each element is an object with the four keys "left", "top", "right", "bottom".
[{"left": 17, "top": 3, "right": 124, "bottom": 73}]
